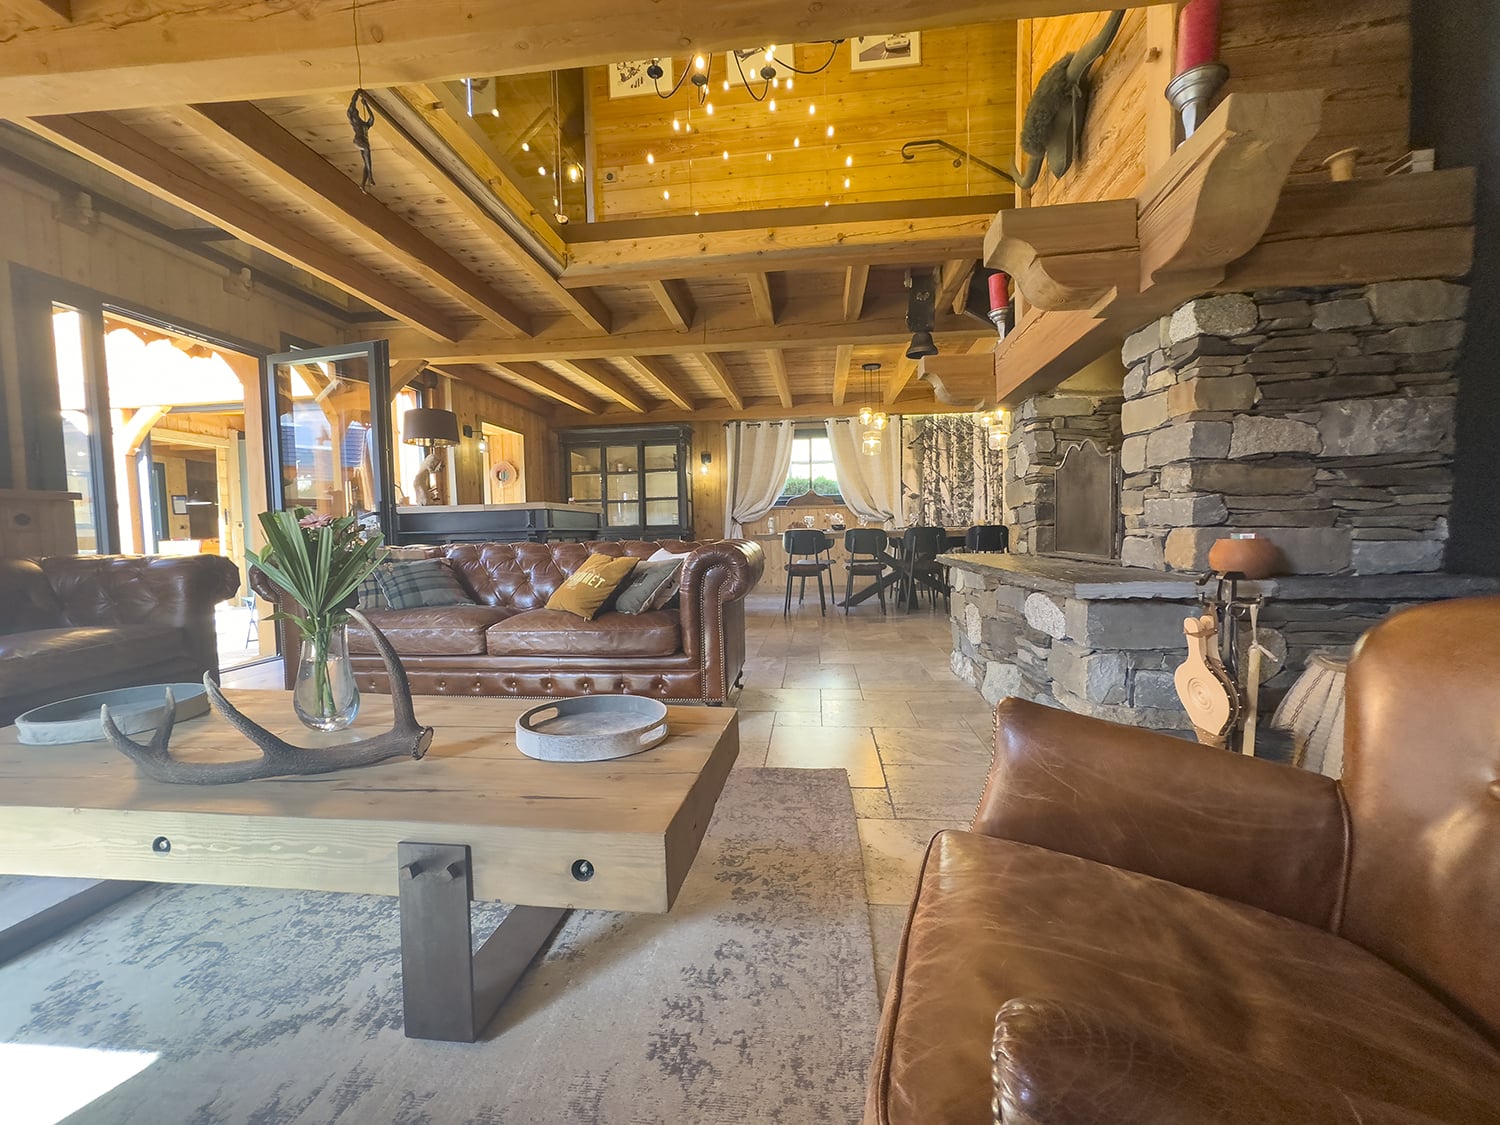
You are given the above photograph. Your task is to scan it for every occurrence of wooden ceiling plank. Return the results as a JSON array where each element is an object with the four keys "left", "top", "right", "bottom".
[
  {"left": 491, "top": 362, "right": 604, "bottom": 414},
  {"left": 373, "top": 91, "right": 613, "bottom": 335},
  {"left": 694, "top": 353, "right": 745, "bottom": 411},
  {"left": 590, "top": 394, "right": 967, "bottom": 426},
  {"left": 764, "top": 350, "right": 793, "bottom": 409},
  {"left": 387, "top": 306, "right": 993, "bottom": 364},
  {"left": 0, "top": 2, "right": 1107, "bottom": 117},
  {"left": 832, "top": 343, "right": 854, "bottom": 407},
  {"left": 746, "top": 273, "right": 776, "bottom": 326},
  {"left": 616, "top": 356, "right": 694, "bottom": 412},
  {"left": 181, "top": 101, "right": 532, "bottom": 337},
  {"left": 564, "top": 211, "right": 995, "bottom": 285},
  {"left": 553, "top": 359, "right": 651, "bottom": 413},
  {"left": 843, "top": 264, "right": 870, "bottom": 322},
  {"left": 24, "top": 112, "right": 464, "bottom": 341},
  {"left": 644, "top": 279, "right": 696, "bottom": 332}
]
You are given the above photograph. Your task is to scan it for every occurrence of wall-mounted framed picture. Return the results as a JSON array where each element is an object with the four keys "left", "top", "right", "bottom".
[
  {"left": 850, "top": 33, "right": 922, "bottom": 72},
  {"left": 608, "top": 59, "right": 672, "bottom": 99}
]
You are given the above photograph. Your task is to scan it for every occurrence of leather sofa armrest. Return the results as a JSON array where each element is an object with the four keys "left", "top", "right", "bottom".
[
  {"left": 992, "top": 999, "right": 1446, "bottom": 1125},
  {"left": 40, "top": 554, "right": 242, "bottom": 631},
  {"left": 676, "top": 539, "right": 765, "bottom": 648},
  {"left": 973, "top": 698, "right": 1348, "bottom": 929}
]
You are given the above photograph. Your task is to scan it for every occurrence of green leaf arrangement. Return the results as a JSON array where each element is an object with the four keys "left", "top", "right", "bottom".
[{"left": 248, "top": 508, "right": 387, "bottom": 640}]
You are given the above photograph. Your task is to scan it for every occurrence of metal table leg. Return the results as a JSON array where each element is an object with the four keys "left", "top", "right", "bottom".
[{"left": 397, "top": 841, "right": 567, "bottom": 1042}]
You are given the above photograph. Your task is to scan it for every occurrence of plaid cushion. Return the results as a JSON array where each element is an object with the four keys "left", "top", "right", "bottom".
[
  {"left": 375, "top": 559, "right": 474, "bottom": 609},
  {"left": 353, "top": 571, "right": 388, "bottom": 610}
]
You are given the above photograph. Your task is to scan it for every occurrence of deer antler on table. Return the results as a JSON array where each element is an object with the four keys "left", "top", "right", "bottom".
[{"left": 101, "top": 609, "right": 433, "bottom": 785}]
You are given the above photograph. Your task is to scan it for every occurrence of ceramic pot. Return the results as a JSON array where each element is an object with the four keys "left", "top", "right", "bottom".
[{"left": 1208, "top": 535, "right": 1286, "bottom": 579}]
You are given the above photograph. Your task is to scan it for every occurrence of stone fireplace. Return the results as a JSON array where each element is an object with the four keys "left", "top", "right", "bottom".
[{"left": 950, "top": 280, "right": 1500, "bottom": 752}]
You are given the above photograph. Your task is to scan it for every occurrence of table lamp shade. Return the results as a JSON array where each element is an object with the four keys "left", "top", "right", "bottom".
[{"left": 402, "top": 408, "right": 460, "bottom": 446}]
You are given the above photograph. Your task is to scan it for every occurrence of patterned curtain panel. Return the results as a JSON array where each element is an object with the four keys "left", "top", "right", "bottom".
[{"left": 901, "top": 414, "right": 1005, "bottom": 527}]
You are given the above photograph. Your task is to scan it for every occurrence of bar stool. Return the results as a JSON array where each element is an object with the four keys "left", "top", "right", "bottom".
[
  {"left": 965, "top": 524, "right": 1009, "bottom": 552},
  {"left": 843, "top": 527, "right": 890, "bottom": 615},
  {"left": 783, "top": 528, "right": 834, "bottom": 617}
]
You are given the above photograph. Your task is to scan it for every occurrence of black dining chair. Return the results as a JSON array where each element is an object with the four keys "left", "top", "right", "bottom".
[
  {"left": 965, "top": 524, "right": 1010, "bottom": 553},
  {"left": 842, "top": 528, "right": 890, "bottom": 616},
  {"left": 896, "top": 526, "right": 950, "bottom": 613},
  {"left": 783, "top": 528, "right": 835, "bottom": 617}
]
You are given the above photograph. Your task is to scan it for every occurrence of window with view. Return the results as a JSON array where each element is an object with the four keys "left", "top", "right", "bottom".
[{"left": 778, "top": 429, "right": 841, "bottom": 503}]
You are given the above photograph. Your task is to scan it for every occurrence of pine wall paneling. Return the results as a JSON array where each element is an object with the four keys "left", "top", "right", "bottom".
[{"left": 588, "top": 25, "right": 1019, "bottom": 219}]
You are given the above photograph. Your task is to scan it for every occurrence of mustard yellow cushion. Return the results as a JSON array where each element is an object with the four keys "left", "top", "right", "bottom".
[{"left": 545, "top": 553, "right": 639, "bottom": 620}]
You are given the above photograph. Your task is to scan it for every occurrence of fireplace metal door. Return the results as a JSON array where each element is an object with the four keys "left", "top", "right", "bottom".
[{"left": 1053, "top": 439, "right": 1120, "bottom": 560}]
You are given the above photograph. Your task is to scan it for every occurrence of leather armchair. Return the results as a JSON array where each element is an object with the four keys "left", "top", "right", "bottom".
[
  {"left": 0, "top": 554, "right": 242, "bottom": 726},
  {"left": 867, "top": 596, "right": 1500, "bottom": 1125}
]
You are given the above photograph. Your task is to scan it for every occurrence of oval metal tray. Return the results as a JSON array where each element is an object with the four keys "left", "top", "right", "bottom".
[
  {"left": 515, "top": 695, "right": 669, "bottom": 762},
  {"left": 15, "top": 683, "right": 210, "bottom": 746}
]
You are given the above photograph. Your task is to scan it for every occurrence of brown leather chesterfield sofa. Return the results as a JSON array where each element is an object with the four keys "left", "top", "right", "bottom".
[
  {"left": 335, "top": 538, "right": 763, "bottom": 705},
  {"left": 0, "top": 554, "right": 242, "bottom": 726},
  {"left": 867, "top": 595, "right": 1500, "bottom": 1125}
]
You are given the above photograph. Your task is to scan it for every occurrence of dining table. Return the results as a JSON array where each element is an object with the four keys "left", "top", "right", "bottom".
[{"left": 834, "top": 527, "right": 966, "bottom": 612}]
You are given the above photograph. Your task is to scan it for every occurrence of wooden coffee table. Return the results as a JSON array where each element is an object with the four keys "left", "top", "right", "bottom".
[{"left": 0, "top": 691, "right": 739, "bottom": 1042}]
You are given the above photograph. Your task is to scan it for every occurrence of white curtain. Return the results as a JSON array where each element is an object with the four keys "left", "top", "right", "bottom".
[
  {"left": 826, "top": 416, "right": 905, "bottom": 527},
  {"left": 726, "top": 420, "right": 796, "bottom": 535}
]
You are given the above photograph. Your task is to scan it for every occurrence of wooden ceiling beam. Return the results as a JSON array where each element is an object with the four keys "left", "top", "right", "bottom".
[
  {"left": 918, "top": 353, "right": 1000, "bottom": 409},
  {"left": 180, "top": 101, "right": 532, "bottom": 337},
  {"left": 7, "top": 0, "right": 72, "bottom": 24},
  {"left": 386, "top": 306, "right": 992, "bottom": 365},
  {"left": 843, "top": 264, "right": 870, "bottom": 322},
  {"left": 389, "top": 359, "right": 430, "bottom": 396},
  {"left": 552, "top": 359, "right": 651, "bottom": 414},
  {"left": 832, "top": 344, "right": 854, "bottom": 407},
  {"left": 884, "top": 357, "right": 921, "bottom": 406},
  {"left": 615, "top": 355, "right": 695, "bottom": 412},
  {"left": 935, "top": 258, "right": 977, "bottom": 314},
  {"left": 644, "top": 279, "right": 696, "bottom": 331},
  {"left": 562, "top": 211, "right": 996, "bottom": 285},
  {"left": 373, "top": 88, "right": 613, "bottom": 335},
  {"left": 764, "top": 350, "right": 793, "bottom": 409},
  {"left": 490, "top": 362, "right": 604, "bottom": 414},
  {"left": 24, "top": 112, "right": 464, "bottom": 342},
  {"left": 0, "top": 2, "right": 1105, "bottom": 117},
  {"left": 746, "top": 273, "right": 776, "bottom": 326},
  {"left": 434, "top": 364, "right": 556, "bottom": 416},
  {"left": 590, "top": 392, "right": 965, "bottom": 426},
  {"left": 694, "top": 353, "right": 745, "bottom": 411}
]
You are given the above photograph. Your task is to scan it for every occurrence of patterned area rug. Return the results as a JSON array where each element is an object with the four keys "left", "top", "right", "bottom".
[{"left": 0, "top": 768, "right": 877, "bottom": 1124}]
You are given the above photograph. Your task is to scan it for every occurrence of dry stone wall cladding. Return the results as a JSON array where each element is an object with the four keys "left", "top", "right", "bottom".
[{"left": 1118, "top": 282, "right": 1466, "bottom": 576}]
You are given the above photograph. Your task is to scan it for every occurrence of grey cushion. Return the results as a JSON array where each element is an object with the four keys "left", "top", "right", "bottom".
[{"left": 614, "top": 560, "right": 683, "bottom": 615}]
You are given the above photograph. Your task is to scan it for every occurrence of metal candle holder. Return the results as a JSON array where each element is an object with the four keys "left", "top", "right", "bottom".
[{"left": 1165, "top": 62, "right": 1230, "bottom": 142}]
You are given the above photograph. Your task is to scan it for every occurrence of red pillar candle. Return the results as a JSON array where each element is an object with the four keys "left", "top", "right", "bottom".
[
  {"left": 988, "top": 271, "right": 1011, "bottom": 312},
  {"left": 1176, "top": 0, "right": 1223, "bottom": 73}
]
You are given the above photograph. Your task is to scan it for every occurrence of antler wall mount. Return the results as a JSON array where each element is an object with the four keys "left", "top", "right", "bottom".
[{"left": 101, "top": 609, "right": 434, "bottom": 785}]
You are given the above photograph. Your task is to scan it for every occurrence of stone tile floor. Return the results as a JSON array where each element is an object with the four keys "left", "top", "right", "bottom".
[{"left": 222, "top": 589, "right": 994, "bottom": 1000}]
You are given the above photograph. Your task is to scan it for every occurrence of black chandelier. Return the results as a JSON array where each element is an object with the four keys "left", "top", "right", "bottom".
[{"left": 647, "top": 41, "right": 844, "bottom": 105}]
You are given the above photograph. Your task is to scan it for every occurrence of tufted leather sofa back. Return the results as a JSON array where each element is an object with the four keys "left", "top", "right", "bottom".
[
  {"left": 37, "top": 554, "right": 241, "bottom": 631},
  {"left": 0, "top": 558, "right": 66, "bottom": 635},
  {"left": 441, "top": 539, "right": 697, "bottom": 610},
  {"left": 1339, "top": 595, "right": 1500, "bottom": 1042}
]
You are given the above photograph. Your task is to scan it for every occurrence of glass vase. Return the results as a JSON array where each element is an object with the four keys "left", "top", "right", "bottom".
[{"left": 293, "top": 623, "right": 360, "bottom": 731}]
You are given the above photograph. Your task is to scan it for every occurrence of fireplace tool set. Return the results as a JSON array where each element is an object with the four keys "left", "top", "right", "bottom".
[{"left": 1175, "top": 569, "right": 1276, "bottom": 756}]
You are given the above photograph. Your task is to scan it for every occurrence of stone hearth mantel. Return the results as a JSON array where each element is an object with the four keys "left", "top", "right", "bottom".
[
  {"left": 941, "top": 552, "right": 1500, "bottom": 603},
  {"left": 944, "top": 551, "right": 1500, "bottom": 745}
]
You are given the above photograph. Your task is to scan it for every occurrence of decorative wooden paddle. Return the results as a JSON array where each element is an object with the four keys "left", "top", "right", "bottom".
[{"left": 1175, "top": 614, "right": 1239, "bottom": 748}]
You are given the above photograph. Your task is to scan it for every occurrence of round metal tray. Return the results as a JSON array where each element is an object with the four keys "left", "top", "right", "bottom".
[
  {"left": 515, "top": 695, "right": 669, "bottom": 762},
  {"left": 15, "top": 683, "right": 210, "bottom": 746}
]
